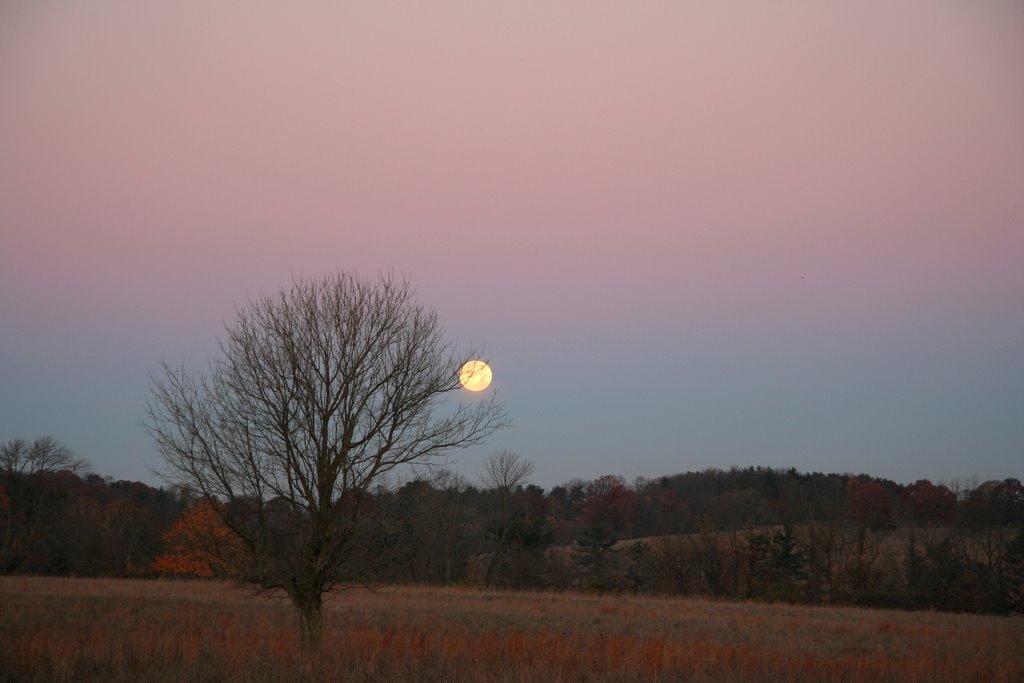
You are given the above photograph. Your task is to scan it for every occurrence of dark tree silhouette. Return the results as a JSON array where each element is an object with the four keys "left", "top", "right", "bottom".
[
  {"left": 1, "top": 437, "right": 87, "bottom": 475},
  {"left": 903, "top": 480, "right": 957, "bottom": 526},
  {"left": 146, "top": 273, "right": 507, "bottom": 649},
  {"left": 848, "top": 481, "right": 893, "bottom": 529},
  {"left": 479, "top": 450, "right": 535, "bottom": 587},
  {"left": 1, "top": 437, "right": 88, "bottom": 572}
]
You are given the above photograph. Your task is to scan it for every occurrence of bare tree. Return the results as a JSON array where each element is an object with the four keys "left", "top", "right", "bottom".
[
  {"left": 0, "top": 436, "right": 87, "bottom": 475},
  {"left": 481, "top": 449, "right": 535, "bottom": 492},
  {"left": 145, "top": 273, "right": 507, "bottom": 649},
  {"left": 479, "top": 450, "right": 535, "bottom": 587}
]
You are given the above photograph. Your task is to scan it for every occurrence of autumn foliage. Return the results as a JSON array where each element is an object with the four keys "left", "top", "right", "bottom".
[
  {"left": 903, "top": 479, "right": 957, "bottom": 526},
  {"left": 849, "top": 481, "right": 893, "bottom": 528},
  {"left": 4, "top": 458, "right": 1024, "bottom": 616},
  {"left": 151, "top": 500, "right": 241, "bottom": 577},
  {"left": 580, "top": 475, "right": 637, "bottom": 537}
]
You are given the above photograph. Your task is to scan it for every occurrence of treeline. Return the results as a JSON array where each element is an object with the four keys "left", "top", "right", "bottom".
[
  {"left": 362, "top": 469, "right": 1024, "bottom": 615},
  {"left": 0, "top": 438, "right": 178, "bottom": 576},
  {"left": 2, "top": 437, "right": 1022, "bottom": 614}
]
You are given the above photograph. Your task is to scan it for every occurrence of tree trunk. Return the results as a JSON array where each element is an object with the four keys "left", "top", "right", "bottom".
[{"left": 297, "top": 594, "right": 324, "bottom": 651}]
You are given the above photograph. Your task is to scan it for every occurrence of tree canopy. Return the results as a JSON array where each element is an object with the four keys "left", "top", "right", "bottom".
[{"left": 145, "top": 272, "right": 507, "bottom": 647}]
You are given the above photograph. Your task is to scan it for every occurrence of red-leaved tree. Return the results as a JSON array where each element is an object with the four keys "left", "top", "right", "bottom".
[
  {"left": 903, "top": 479, "right": 957, "bottom": 526},
  {"left": 152, "top": 500, "right": 242, "bottom": 577},
  {"left": 848, "top": 481, "right": 893, "bottom": 529},
  {"left": 580, "top": 476, "right": 637, "bottom": 537}
]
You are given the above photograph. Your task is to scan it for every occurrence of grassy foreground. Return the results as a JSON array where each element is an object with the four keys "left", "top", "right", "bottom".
[{"left": 1, "top": 577, "right": 1021, "bottom": 682}]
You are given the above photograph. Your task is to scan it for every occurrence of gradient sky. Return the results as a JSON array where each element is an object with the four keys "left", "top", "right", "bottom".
[{"left": 2, "top": 1, "right": 1022, "bottom": 489}]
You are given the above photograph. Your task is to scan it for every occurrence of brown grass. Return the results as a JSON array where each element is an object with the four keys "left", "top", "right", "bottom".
[{"left": 1, "top": 576, "right": 1020, "bottom": 682}]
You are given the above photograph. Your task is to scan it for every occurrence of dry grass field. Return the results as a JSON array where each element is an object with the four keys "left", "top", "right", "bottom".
[{"left": 1, "top": 577, "right": 1021, "bottom": 682}]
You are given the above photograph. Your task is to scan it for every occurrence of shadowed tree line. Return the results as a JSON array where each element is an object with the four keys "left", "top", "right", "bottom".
[
  {"left": 2, "top": 437, "right": 1022, "bottom": 615},
  {"left": 0, "top": 437, "right": 179, "bottom": 576}
]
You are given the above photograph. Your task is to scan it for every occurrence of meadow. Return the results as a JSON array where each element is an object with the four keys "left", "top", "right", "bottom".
[{"left": 1, "top": 576, "right": 1021, "bottom": 682}]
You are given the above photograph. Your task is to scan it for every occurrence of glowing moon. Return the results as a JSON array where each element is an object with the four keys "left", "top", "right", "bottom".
[{"left": 459, "top": 360, "right": 493, "bottom": 392}]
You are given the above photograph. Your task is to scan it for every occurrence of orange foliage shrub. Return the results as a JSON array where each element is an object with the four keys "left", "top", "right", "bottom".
[{"left": 151, "top": 500, "right": 242, "bottom": 577}]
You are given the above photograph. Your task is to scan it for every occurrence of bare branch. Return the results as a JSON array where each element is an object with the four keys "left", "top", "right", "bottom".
[
  {"left": 481, "top": 450, "right": 535, "bottom": 492},
  {"left": 0, "top": 436, "right": 88, "bottom": 475},
  {"left": 144, "top": 271, "right": 508, "bottom": 649}
]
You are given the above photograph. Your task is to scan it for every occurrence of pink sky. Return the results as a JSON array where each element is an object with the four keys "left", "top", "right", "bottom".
[{"left": 1, "top": 1, "right": 1022, "bottom": 485}]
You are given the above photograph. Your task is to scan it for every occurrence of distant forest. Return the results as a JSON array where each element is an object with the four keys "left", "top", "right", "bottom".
[{"left": 2, "top": 437, "right": 1022, "bottom": 615}]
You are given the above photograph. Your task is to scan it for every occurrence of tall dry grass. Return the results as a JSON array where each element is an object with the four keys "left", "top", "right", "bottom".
[{"left": 1, "top": 576, "right": 1020, "bottom": 682}]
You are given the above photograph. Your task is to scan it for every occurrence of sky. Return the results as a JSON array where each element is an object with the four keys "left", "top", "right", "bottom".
[{"left": 1, "top": 1, "right": 1022, "bottom": 490}]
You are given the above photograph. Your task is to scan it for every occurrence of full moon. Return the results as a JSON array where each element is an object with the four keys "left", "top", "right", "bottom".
[{"left": 458, "top": 360, "right": 493, "bottom": 392}]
